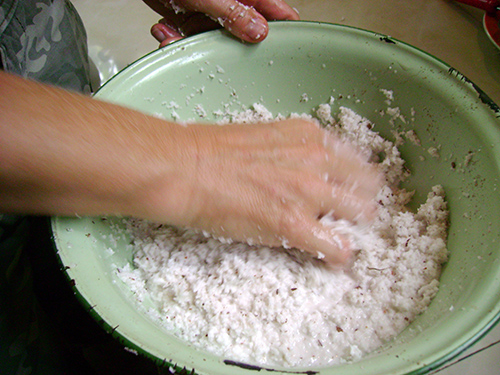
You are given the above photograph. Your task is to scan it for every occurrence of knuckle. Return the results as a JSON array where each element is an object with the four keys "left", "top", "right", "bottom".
[
  {"left": 299, "top": 142, "right": 329, "bottom": 168},
  {"left": 276, "top": 208, "right": 304, "bottom": 238}
]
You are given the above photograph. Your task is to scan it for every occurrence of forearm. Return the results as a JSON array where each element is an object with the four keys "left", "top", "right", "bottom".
[{"left": 0, "top": 71, "right": 192, "bottom": 218}]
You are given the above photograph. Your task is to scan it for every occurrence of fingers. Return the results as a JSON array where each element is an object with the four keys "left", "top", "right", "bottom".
[
  {"left": 324, "top": 145, "right": 382, "bottom": 219},
  {"left": 268, "top": 120, "right": 382, "bottom": 223},
  {"left": 281, "top": 213, "right": 355, "bottom": 267},
  {"left": 269, "top": 166, "right": 377, "bottom": 227},
  {"left": 148, "top": 0, "right": 300, "bottom": 45},
  {"left": 229, "top": 118, "right": 382, "bottom": 227},
  {"left": 239, "top": 0, "right": 299, "bottom": 21},
  {"left": 189, "top": 0, "right": 272, "bottom": 42},
  {"left": 196, "top": 0, "right": 299, "bottom": 42},
  {"left": 265, "top": 122, "right": 381, "bottom": 267},
  {"left": 323, "top": 134, "right": 381, "bottom": 191},
  {"left": 313, "top": 180, "right": 379, "bottom": 225}
]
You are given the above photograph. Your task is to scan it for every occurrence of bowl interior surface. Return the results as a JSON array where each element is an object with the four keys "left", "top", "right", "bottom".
[{"left": 52, "top": 22, "right": 500, "bottom": 375}]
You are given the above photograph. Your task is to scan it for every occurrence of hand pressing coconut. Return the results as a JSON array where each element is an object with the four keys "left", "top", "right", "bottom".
[{"left": 0, "top": 71, "right": 381, "bottom": 267}]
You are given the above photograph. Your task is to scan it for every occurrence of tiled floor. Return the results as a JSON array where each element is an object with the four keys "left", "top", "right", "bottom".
[{"left": 72, "top": 1, "right": 500, "bottom": 374}]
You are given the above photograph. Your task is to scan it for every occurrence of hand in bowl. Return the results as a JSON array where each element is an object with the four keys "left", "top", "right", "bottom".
[
  {"left": 1, "top": 71, "right": 380, "bottom": 267},
  {"left": 137, "top": 119, "right": 382, "bottom": 266}
]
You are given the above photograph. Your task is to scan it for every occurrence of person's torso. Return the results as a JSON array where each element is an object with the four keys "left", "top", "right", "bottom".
[{"left": 0, "top": 0, "right": 91, "bottom": 92}]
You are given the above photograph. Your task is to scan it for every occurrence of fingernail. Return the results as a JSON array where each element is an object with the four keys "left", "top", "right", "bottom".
[
  {"left": 244, "top": 19, "right": 267, "bottom": 40},
  {"left": 151, "top": 24, "right": 179, "bottom": 42},
  {"left": 152, "top": 27, "right": 167, "bottom": 42}
]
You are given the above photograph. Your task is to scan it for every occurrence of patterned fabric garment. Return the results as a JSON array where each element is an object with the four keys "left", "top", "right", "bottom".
[
  {"left": 0, "top": 0, "right": 91, "bottom": 92},
  {"left": 0, "top": 1, "right": 92, "bottom": 374},
  {"left": 0, "top": 3, "right": 172, "bottom": 374}
]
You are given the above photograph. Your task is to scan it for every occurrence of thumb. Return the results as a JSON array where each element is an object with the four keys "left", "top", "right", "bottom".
[{"left": 151, "top": 22, "right": 183, "bottom": 47}]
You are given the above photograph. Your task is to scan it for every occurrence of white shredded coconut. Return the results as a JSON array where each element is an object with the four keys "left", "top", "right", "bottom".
[
  {"left": 428, "top": 146, "right": 441, "bottom": 158},
  {"left": 123, "top": 347, "right": 138, "bottom": 355},
  {"left": 464, "top": 151, "right": 475, "bottom": 166},
  {"left": 385, "top": 106, "right": 406, "bottom": 125},
  {"left": 162, "top": 101, "right": 180, "bottom": 109},
  {"left": 117, "top": 104, "right": 448, "bottom": 368},
  {"left": 300, "top": 93, "right": 311, "bottom": 102},
  {"left": 380, "top": 88, "right": 394, "bottom": 104},
  {"left": 193, "top": 104, "right": 207, "bottom": 118},
  {"left": 405, "top": 130, "right": 421, "bottom": 146},
  {"left": 152, "top": 112, "right": 166, "bottom": 120},
  {"left": 163, "top": 0, "right": 186, "bottom": 14}
]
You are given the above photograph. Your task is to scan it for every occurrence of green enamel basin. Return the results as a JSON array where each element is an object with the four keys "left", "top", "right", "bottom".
[{"left": 52, "top": 21, "right": 500, "bottom": 375}]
